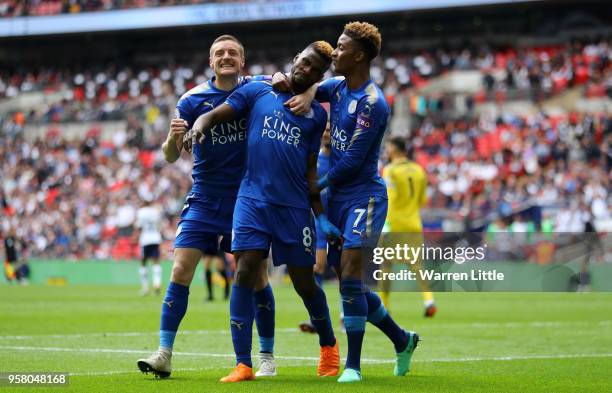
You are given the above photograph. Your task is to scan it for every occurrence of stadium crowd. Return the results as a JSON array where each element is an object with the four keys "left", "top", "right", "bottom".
[
  {"left": 412, "top": 111, "right": 610, "bottom": 225},
  {"left": 0, "top": 129, "right": 192, "bottom": 259},
  {"left": 1, "top": 37, "right": 610, "bottom": 125},
  {"left": 0, "top": 0, "right": 237, "bottom": 18},
  {"left": 1, "top": 107, "right": 609, "bottom": 259},
  {"left": 1, "top": 37, "right": 610, "bottom": 259}
]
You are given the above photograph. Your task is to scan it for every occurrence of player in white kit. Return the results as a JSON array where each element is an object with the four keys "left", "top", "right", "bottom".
[{"left": 136, "top": 197, "right": 163, "bottom": 295}]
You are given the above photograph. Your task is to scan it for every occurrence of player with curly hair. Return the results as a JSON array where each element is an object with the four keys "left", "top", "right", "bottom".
[{"left": 279, "top": 22, "right": 420, "bottom": 383}]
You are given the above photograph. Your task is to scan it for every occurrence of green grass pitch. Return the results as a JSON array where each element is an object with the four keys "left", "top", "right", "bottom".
[{"left": 0, "top": 284, "right": 611, "bottom": 392}]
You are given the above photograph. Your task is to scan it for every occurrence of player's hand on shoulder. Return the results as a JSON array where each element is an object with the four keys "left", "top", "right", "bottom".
[
  {"left": 285, "top": 83, "right": 316, "bottom": 115},
  {"left": 272, "top": 72, "right": 291, "bottom": 92},
  {"left": 284, "top": 95, "right": 311, "bottom": 116}
]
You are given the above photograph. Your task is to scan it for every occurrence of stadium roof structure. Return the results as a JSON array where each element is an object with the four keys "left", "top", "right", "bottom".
[{"left": 0, "top": 0, "right": 539, "bottom": 37}]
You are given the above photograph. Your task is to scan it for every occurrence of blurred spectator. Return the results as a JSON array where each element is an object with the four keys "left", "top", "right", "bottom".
[
  {"left": 407, "top": 111, "right": 610, "bottom": 224},
  {"left": 1, "top": 36, "right": 610, "bottom": 261},
  {"left": 0, "top": 129, "right": 192, "bottom": 260}
]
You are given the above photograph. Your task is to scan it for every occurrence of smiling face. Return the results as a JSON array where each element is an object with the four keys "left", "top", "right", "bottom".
[
  {"left": 331, "top": 33, "right": 361, "bottom": 75},
  {"left": 289, "top": 47, "right": 329, "bottom": 94},
  {"left": 209, "top": 39, "right": 245, "bottom": 78}
]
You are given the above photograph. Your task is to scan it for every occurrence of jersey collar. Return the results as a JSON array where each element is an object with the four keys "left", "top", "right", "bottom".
[
  {"left": 208, "top": 76, "right": 241, "bottom": 93},
  {"left": 346, "top": 78, "right": 373, "bottom": 93}
]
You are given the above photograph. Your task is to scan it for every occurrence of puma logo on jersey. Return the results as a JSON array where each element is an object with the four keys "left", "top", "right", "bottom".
[
  {"left": 202, "top": 101, "right": 215, "bottom": 110},
  {"left": 269, "top": 90, "right": 280, "bottom": 99},
  {"left": 230, "top": 320, "right": 244, "bottom": 330}
]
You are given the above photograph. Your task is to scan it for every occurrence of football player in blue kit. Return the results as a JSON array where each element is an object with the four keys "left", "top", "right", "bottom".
[
  {"left": 281, "top": 22, "right": 420, "bottom": 383},
  {"left": 184, "top": 41, "right": 342, "bottom": 383},
  {"left": 299, "top": 125, "right": 347, "bottom": 334},
  {"left": 137, "top": 35, "right": 277, "bottom": 379}
]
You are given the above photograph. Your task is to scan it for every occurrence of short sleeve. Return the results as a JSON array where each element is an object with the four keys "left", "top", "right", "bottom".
[
  {"left": 225, "top": 82, "right": 266, "bottom": 118},
  {"left": 315, "top": 77, "right": 344, "bottom": 103},
  {"left": 176, "top": 98, "right": 194, "bottom": 126}
]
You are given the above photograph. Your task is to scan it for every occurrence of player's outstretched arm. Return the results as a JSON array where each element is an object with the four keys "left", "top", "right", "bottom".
[
  {"left": 284, "top": 83, "right": 317, "bottom": 116},
  {"left": 162, "top": 118, "right": 188, "bottom": 163},
  {"left": 271, "top": 72, "right": 317, "bottom": 116},
  {"left": 184, "top": 104, "right": 237, "bottom": 153}
]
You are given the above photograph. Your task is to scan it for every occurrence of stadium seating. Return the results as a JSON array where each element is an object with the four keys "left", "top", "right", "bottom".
[{"left": 1, "top": 36, "right": 610, "bottom": 259}]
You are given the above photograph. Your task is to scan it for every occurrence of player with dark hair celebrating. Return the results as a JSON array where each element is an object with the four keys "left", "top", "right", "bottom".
[
  {"left": 185, "top": 40, "right": 342, "bottom": 383},
  {"left": 278, "top": 22, "right": 419, "bottom": 383}
]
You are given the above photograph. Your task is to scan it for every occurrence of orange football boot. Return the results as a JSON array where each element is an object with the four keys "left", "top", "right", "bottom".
[
  {"left": 317, "top": 339, "right": 340, "bottom": 377},
  {"left": 220, "top": 363, "right": 255, "bottom": 383}
]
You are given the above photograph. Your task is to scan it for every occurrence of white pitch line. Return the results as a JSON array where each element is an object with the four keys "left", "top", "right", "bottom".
[
  {"left": 0, "top": 327, "right": 299, "bottom": 340},
  {"left": 71, "top": 367, "right": 208, "bottom": 376},
  {"left": 0, "top": 320, "right": 609, "bottom": 341},
  {"left": 1, "top": 345, "right": 611, "bottom": 365}
]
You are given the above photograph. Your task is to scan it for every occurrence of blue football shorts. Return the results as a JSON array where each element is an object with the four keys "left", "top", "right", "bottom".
[
  {"left": 174, "top": 192, "right": 235, "bottom": 255},
  {"left": 327, "top": 195, "right": 387, "bottom": 267},
  {"left": 232, "top": 196, "right": 315, "bottom": 267}
]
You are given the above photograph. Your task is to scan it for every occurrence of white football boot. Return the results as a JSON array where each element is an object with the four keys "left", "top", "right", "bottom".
[
  {"left": 255, "top": 352, "right": 277, "bottom": 377},
  {"left": 137, "top": 348, "right": 172, "bottom": 378}
]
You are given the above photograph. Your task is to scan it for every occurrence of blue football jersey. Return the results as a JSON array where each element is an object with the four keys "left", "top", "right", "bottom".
[
  {"left": 316, "top": 77, "right": 390, "bottom": 201},
  {"left": 317, "top": 149, "right": 330, "bottom": 209},
  {"left": 176, "top": 76, "right": 265, "bottom": 197},
  {"left": 225, "top": 81, "right": 327, "bottom": 209}
]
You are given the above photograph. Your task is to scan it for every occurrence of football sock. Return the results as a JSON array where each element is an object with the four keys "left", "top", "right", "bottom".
[
  {"left": 159, "top": 281, "right": 189, "bottom": 350},
  {"left": 152, "top": 264, "right": 162, "bottom": 289},
  {"left": 302, "top": 284, "right": 335, "bottom": 347},
  {"left": 253, "top": 284, "right": 275, "bottom": 353},
  {"left": 230, "top": 284, "right": 255, "bottom": 367},
  {"left": 340, "top": 279, "right": 367, "bottom": 371},
  {"left": 205, "top": 269, "right": 213, "bottom": 299},
  {"left": 365, "top": 288, "right": 407, "bottom": 352},
  {"left": 423, "top": 291, "right": 435, "bottom": 307},
  {"left": 380, "top": 290, "right": 390, "bottom": 309},
  {"left": 139, "top": 266, "right": 148, "bottom": 291}
]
